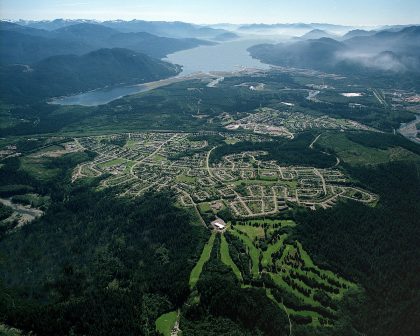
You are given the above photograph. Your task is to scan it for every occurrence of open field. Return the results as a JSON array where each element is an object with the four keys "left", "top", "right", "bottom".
[
  {"left": 155, "top": 311, "right": 178, "bottom": 336},
  {"left": 220, "top": 234, "right": 243, "bottom": 281},
  {"left": 318, "top": 132, "right": 420, "bottom": 165},
  {"left": 189, "top": 232, "right": 216, "bottom": 288}
]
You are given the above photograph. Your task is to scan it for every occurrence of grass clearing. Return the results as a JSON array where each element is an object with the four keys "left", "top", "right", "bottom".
[
  {"left": 224, "top": 137, "right": 240, "bottom": 144},
  {"left": 235, "top": 224, "right": 264, "bottom": 241},
  {"left": 198, "top": 202, "right": 212, "bottom": 214},
  {"left": 266, "top": 289, "right": 322, "bottom": 328},
  {"left": 230, "top": 229, "right": 260, "bottom": 277},
  {"left": 189, "top": 232, "right": 216, "bottom": 288},
  {"left": 20, "top": 157, "right": 60, "bottom": 181},
  {"left": 220, "top": 233, "right": 243, "bottom": 281},
  {"left": 176, "top": 175, "right": 197, "bottom": 184},
  {"left": 97, "top": 158, "right": 127, "bottom": 169},
  {"left": 237, "top": 219, "right": 296, "bottom": 228},
  {"left": 318, "top": 132, "right": 420, "bottom": 166},
  {"left": 270, "top": 273, "right": 319, "bottom": 307},
  {"left": 124, "top": 139, "right": 140, "bottom": 148},
  {"left": 152, "top": 154, "right": 167, "bottom": 162},
  {"left": 261, "top": 234, "right": 287, "bottom": 268},
  {"left": 155, "top": 311, "right": 177, "bottom": 336}
]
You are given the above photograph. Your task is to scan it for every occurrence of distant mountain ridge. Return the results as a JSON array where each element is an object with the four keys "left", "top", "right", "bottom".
[
  {"left": 298, "top": 29, "right": 337, "bottom": 40},
  {"left": 0, "top": 21, "right": 213, "bottom": 64},
  {"left": 0, "top": 48, "right": 180, "bottom": 103},
  {"left": 248, "top": 26, "right": 420, "bottom": 74},
  {"left": 14, "top": 19, "right": 236, "bottom": 40},
  {"left": 341, "top": 29, "right": 377, "bottom": 40}
]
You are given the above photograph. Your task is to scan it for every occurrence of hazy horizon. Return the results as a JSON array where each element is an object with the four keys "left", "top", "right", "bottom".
[{"left": 1, "top": 0, "right": 419, "bottom": 26}]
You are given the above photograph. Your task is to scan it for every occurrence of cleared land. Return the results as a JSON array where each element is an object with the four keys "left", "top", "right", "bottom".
[
  {"left": 155, "top": 311, "right": 178, "bottom": 336},
  {"left": 220, "top": 233, "right": 243, "bottom": 281},
  {"left": 189, "top": 232, "right": 216, "bottom": 288}
]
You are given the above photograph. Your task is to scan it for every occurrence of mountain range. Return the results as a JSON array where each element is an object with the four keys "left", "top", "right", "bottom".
[
  {"left": 0, "top": 48, "right": 180, "bottom": 103},
  {"left": 0, "top": 21, "right": 214, "bottom": 65},
  {"left": 248, "top": 26, "right": 420, "bottom": 74},
  {"left": 14, "top": 19, "right": 238, "bottom": 40}
]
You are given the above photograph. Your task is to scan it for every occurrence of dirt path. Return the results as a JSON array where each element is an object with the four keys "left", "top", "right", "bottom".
[
  {"left": 309, "top": 133, "right": 322, "bottom": 149},
  {"left": 282, "top": 302, "right": 293, "bottom": 336},
  {"left": 171, "top": 310, "right": 181, "bottom": 336},
  {"left": 309, "top": 133, "right": 341, "bottom": 168}
]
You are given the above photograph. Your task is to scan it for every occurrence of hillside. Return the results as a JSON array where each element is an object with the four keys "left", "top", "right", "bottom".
[
  {"left": 101, "top": 20, "right": 231, "bottom": 39},
  {"left": 341, "top": 29, "right": 377, "bottom": 40},
  {"left": 0, "top": 48, "right": 180, "bottom": 103},
  {"left": 0, "top": 30, "right": 93, "bottom": 65},
  {"left": 0, "top": 21, "right": 212, "bottom": 64},
  {"left": 16, "top": 19, "right": 232, "bottom": 39},
  {"left": 248, "top": 26, "right": 420, "bottom": 74},
  {"left": 249, "top": 38, "right": 345, "bottom": 71},
  {"left": 298, "top": 29, "right": 337, "bottom": 40}
]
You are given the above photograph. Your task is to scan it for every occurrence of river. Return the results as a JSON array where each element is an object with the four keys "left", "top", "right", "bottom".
[{"left": 49, "top": 39, "right": 271, "bottom": 107}]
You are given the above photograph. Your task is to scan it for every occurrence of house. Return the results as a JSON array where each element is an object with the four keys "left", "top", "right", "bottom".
[{"left": 211, "top": 218, "right": 227, "bottom": 231}]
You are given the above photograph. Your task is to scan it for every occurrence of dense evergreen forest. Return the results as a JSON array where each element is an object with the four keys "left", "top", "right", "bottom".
[
  {"left": 1, "top": 125, "right": 420, "bottom": 335},
  {"left": 211, "top": 133, "right": 337, "bottom": 168},
  {"left": 1, "top": 132, "right": 420, "bottom": 335},
  {"left": 182, "top": 235, "right": 290, "bottom": 336},
  {"left": 295, "top": 161, "right": 420, "bottom": 336},
  {"left": 0, "top": 153, "right": 210, "bottom": 335}
]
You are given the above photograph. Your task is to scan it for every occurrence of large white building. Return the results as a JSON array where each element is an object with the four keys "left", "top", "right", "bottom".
[{"left": 211, "top": 218, "right": 227, "bottom": 231}]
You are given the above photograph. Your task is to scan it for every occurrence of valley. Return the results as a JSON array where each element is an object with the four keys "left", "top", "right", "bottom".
[{"left": 0, "top": 14, "right": 419, "bottom": 336}]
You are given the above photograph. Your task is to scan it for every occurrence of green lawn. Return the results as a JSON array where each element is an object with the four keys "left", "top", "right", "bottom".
[
  {"left": 270, "top": 273, "right": 319, "bottom": 307},
  {"left": 152, "top": 154, "right": 167, "bottom": 162},
  {"left": 266, "top": 289, "right": 322, "bottom": 328},
  {"left": 155, "top": 311, "right": 177, "bottom": 336},
  {"left": 235, "top": 224, "right": 265, "bottom": 241},
  {"left": 176, "top": 175, "right": 197, "bottom": 184},
  {"left": 295, "top": 242, "right": 355, "bottom": 297},
  {"left": 261, "top": 234, "right": 287, "bottom": 268},
  {"left": 279, "top": 220, "right": 296, "bottom": 228},
  {"left": 189, "top": 232, "right": 216, "bottom": 288},
  {"left": 230, "top": 229, "right": 260, "bottom": 277},
  {"left": 318, "top": 132, "right": 420, "bottom": 166},
  {"left": 232, "top": 179, "right": 279, "bottom": 187},
  {"left": 123, "top": 160, "right": 136, "bottom": 173},
  {"left": 20, "top": 157, "right": 61, "bottom": 181},
  {"left": 224, "top": 137, "right": 239, "bottom": 144},
  {"left": 97, "top": 158, "right": 127, "bottom": 169},
  {"left": 220, "top": 234, "right": 243, "bottom": 281},
  {"left": 124, "top": 139, "right": 139, "bottom": 148},
  {"left": 198, "top": 202, "right": 212, "bottom": 214},
  {"left": 30, "top": 144, "right": 65, "bottom": 156}
]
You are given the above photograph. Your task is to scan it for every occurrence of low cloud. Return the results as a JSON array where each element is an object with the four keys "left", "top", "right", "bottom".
[{"left": 335, "top": 50, "right": 411, "bottom": 72}]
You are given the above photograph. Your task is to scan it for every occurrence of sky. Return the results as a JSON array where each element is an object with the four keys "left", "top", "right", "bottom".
[{"left": 1, "top": 0, "right": 419, "bottom": 26}]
